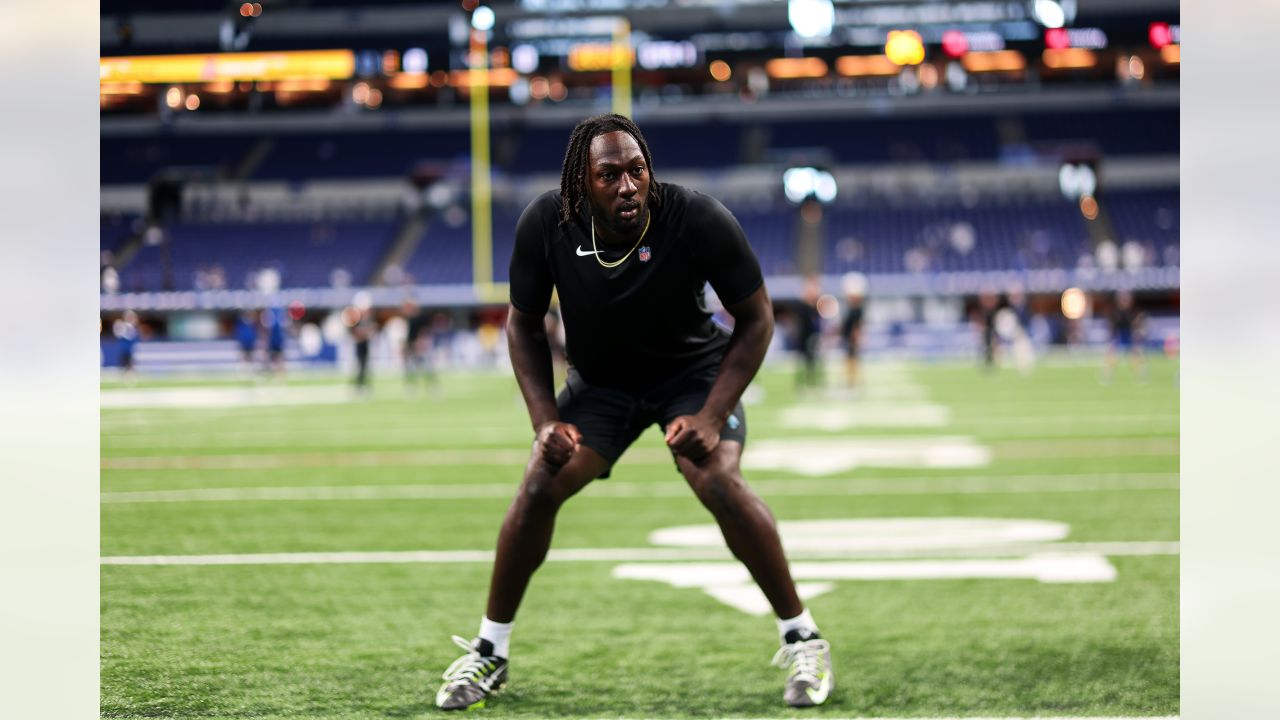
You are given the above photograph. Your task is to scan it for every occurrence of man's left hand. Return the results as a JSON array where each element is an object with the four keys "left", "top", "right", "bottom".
[{"left": 664, "top": 412, "right": 724, "bottom": 461}]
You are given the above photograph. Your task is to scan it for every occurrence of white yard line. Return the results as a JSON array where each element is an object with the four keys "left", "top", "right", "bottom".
[
  {"left": 100, "top": 437, "right": 1177, "bottom": 471},
  {"left": 100, "top": 472, "right": 1179, "bottom": 504},
  {"left": 100, "top": 541, "right": 1180, "bottom": 566},
  {"left": 99, "top": 411, "right": 1179, "bottom": 436}
]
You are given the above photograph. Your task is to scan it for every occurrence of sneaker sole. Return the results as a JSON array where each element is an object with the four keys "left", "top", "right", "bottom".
[{"left": 440, "top": 681, "right": 507, "bottom": 712}]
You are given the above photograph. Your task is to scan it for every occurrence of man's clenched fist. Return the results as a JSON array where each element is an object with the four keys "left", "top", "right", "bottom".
[{"left": 534, "top": 421, "right": 582, "bottom": 467}]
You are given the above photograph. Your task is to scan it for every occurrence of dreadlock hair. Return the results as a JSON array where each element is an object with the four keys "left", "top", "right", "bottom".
[{"left": 558, "top": 113, "right": 662, "bottom": 227}]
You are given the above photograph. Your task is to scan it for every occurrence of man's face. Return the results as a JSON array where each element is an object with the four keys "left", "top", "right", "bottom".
[{"left": 586, "top": 130, "right": 650, "bottom": 236}]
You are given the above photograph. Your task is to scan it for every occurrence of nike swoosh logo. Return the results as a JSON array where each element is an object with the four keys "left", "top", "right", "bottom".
[
  {"left": 575, "top": 246, "right": 602, "bottom": 257},
  {"left": 805, "top": 671, "right": 831, "bottom": 704}
]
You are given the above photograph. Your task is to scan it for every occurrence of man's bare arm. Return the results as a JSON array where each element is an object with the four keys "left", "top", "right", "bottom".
[
  {"left": 507, "top": 304, "right": 580, "bottom": 465},
  {"left": 665, "top": 285, "right": 773, "bottom": 458}
]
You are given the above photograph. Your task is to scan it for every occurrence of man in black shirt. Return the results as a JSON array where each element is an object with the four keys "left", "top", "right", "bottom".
[
  {"left": 1104, "top": 289, "right": 1146, "bottom": 382},
  {"left": 401, "top": 299, "right": 435, "bottom": 393},
  {"left": 840, "top": 273, "right": 866, "bottom": 388},
  {"left": 794, "top": 276, "right": 823, "bottom": 391},
  {"left": 436, "top": 114, "right": 832, "bottom": 711}
]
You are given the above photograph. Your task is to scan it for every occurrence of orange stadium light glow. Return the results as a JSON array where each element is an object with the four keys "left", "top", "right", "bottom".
[
  {"left": 765, "top": 57, "right": 828, "bottom": 79},
  {"left": 961, "top": 50, "right": 1026, "bottom": 73},
  {"left": 1042, "top": 48, "right": 1097, "bottom": 69},
  {"left": 1161, "top": 44, "right": 1180, "bottom": 64},
  {"left": 450, "top": 68, "right": 519, "bottom": 87},
  {"left": 389, "top": 73, "right": 430, "bottom": 90},
  {"left": 203, "top": 80, "right": 235, "bottom": 94},
  {"left": 835, "top": 54, "right": 900, "bottom": 77},
  {"left": 99, "top": 50, "right": 356, "bottom": 84},
  {"left": 99, "top": 81, "right": 144, "bottom": 95},
  {"left": 273, "top": 78, "right": 332, "bottom": 93},
  {"left": 568, "top": 43, "right": 634, "bottom": 72}
]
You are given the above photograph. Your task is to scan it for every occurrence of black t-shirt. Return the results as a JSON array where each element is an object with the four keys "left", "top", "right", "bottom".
[
  {"left": 795, "top": 302, "right": 821, "bottom": 343},
  {"left": 1110, "top": 307, "right": 1135, "bottom": 334},
  {"left": 406, "top": 313, "right": 430, "bottom": 344},
  {"left": 841, "top": 305, "right": 863, "bottom": 342},
  {"left": 509, "top": 183, "right": 765, "bottom": 393}
]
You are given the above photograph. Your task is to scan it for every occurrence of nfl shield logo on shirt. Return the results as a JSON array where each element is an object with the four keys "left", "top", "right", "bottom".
[{"left": 638, "top": 246, "right": 651, "bottom": 262}]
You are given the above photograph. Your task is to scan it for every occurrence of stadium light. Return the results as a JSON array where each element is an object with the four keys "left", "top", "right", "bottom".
[
  {"left": 788, "top": 0, "right": 835, "bottom": 40},
  {"left": 1059, "top": 162, "right": 1098, "bottom": 200},
  {"left": 784, "top": 167, "right": 837, "bottom": 205},
  {"left": 1030, "top": 0, "right": 1065, "bottom": 29},
  {"left": 765, "top": 57, "right": 828, "bottom": 79},
  {"left": 472, "top": 6, "right": 496, "bottom": 32},
  {"left": 1060, "top": 288, "right": 1088, "bottom": 320},
  {"left": 941, "top": 30, "right": 969, "bottom": 59},
  {"left": 511, "top": 44, "right": 539, "bottom": 74},
  {"left": 885, "top": 30, "right": 925, "bottom": 66}
]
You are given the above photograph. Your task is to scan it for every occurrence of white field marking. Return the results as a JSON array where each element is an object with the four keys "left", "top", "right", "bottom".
[
  {"left": 744, "top": 436, "right": 992, "bottom": 475},
  {"left": 100, "top": 425, "right": 529, "bottom": 449},
  {"left": 615, "top": 555, "right": 1119, "bottom": 614},
  {"left": 100, "top": 385, "right": 362, "bottom": 409},
  {"left": 624, "top": 517, "right": 1134, "bottom": 614},
  {"left": 100, "top": 542, "right": 1179, "bottom": 566},
  {"left": 651, "top": 518, "right": 1070, "bottom": 552},
  {"left": 96, "top": 413, "right": 1178, "bottom": 449},
  {"left": 100, "top": 436, "right": 1175, "bottom": 471},
  {"left": 992, "top": 437, "right": 1178, "bottom": 458},
  {"left": 780, "top": 404, "right": 951, "bottom": 430},
  {"left": 101, "top": 448, "right": 541, "bottom": 470},
  {"left": 702, "top": 582, "right": 835, "bottom": 616},
  {"left": 99, "top": 472, "right": 1179, "bottom": 504}
]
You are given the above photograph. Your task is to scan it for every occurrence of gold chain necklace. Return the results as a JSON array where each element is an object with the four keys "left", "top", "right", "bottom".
[{"left": 591, "top": 210, "right": 651, "bottom": 269}]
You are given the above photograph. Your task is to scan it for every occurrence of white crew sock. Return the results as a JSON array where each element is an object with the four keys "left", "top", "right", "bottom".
[
  {"left": 776, "top": 608, "right": 819, "bottom": 643},
  {"left": 478, "top": 617, "right": 513, "bottom": 658}
]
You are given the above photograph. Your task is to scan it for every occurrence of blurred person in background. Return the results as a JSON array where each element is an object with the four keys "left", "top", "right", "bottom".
[
  {"left": 352, "top": 309, "right": 374, "bottom": 397},
  {"left": 114, "top": 310, "right": 140, "bottom": 384},
  {"left": 974, "top": 287, "right": 1001, "bottom": 371},
  {"left": 235, "top": 310, "right": 260, "bottom": 379},
  {"left": 402, "top": 299, "right": 436, "bottom": 393},
  {"left": 262, "top": 306, "right": 288, "bottom": 379},
  {"left": 794, "top": 275, "right": 823, "bottom": 391},
  {"left": 1104, "top": 289, "right": 1147, "bottom": 383},
  {"left": 435, "top": 114, "right": 832, "bottom": 712},
  {"left": 430, "top": 311, "right": 454, "bottom": 369},
  {"left": 840, "top": 273, "right": 866, "bottom": 390},
  {"left": 477, "top": 318, "right": 502, "bottom": 368},
  {"left": 1003, "top": 282, "right": 1036, "bottom": 375}
]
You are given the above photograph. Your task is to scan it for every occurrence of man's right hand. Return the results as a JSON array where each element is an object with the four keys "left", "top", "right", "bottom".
[{"left": 534, "top": 421, "right": 582, "bottom": 467}]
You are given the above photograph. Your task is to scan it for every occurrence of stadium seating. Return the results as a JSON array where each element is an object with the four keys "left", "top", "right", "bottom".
[
  {"left": 101, "top": 134, "right": 251, "bottom": 184},
  {"left": 117, "top": 219, "right": 399, "bottom": 291},
  {"left": 1020, "top": 108, "right": 1178, "bottom": 156},
  {"left": 101, "top": 107, "right": 1180, "bottom": 184},
  {"left": 821, "top": 200, "right": 1092, "bottom": 274},
  {"left": 1105, "top": 189, "right": 1180, "bottom": 260},
  {"left": 402, "top": 207, "right": 523, "bottom": 285},
  {"left": 101, "top": 213, "right": 139, "bottom": 253}
]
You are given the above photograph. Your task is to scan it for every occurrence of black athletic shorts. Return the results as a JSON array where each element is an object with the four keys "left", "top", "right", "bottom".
[{"left": 556, "top": 358, "right": 747, "bottom": 479}]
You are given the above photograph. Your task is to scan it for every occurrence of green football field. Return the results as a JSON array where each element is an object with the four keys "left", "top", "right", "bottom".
[{"left": 101, "top": 357, "right": 1179, "bottom": 719}]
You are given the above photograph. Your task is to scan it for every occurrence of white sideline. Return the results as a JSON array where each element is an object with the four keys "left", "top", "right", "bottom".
[
  {"left": 100, "top": 472, "right": 1179, "bottom": 504},
  {"left": 99, "top": 468, "right": 1177, "bottom": 502},
  {"left": 100, "top": 541, "right": 1180, "bottom": 566},
  {"left": 100, "top": 437, "right": 1178, "bottom": 470}
]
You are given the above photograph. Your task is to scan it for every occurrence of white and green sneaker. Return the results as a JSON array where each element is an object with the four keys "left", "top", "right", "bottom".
[
  {"left": 772, "top": 629, "right": 834, "bottom": 707},
  {"left": 435, "top": 635, "right": 508, "bottom": 711}
]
